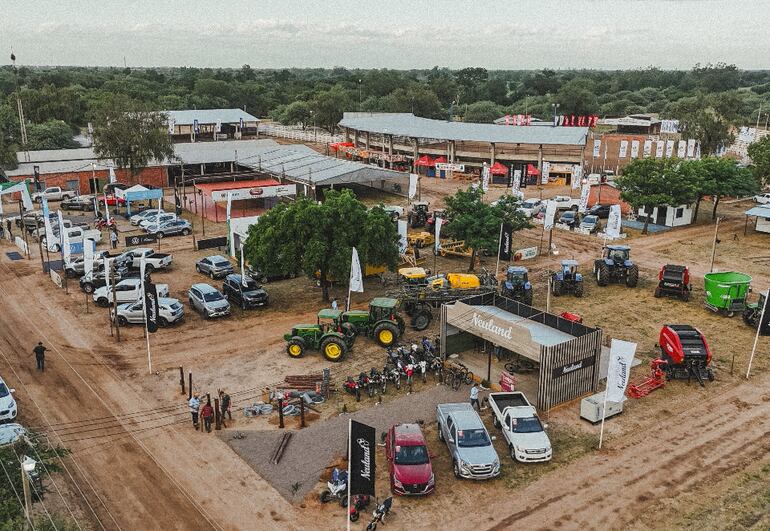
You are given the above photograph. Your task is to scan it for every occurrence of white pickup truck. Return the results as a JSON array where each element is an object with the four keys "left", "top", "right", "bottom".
[
  {"left": 93, "top": 278, "right": 169, "bottom": 307},
  {"left": 42, "top": 226, "right": 103, "bottom": 252},
  {"left": 549, "top": 195, "right": 580, "bottom": 212},
  {"left": 488, "top": 391, "right": 552, "bottom": 463},
  {"left": 119, "top": 248, "right": 173, "bottom": 271},
  {"left": 32, "top": 186, "right": 76, "bottom": 203}
]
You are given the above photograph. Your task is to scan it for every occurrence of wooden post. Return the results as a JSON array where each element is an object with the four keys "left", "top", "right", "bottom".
[
  {"left": 188, "top": 371, "right": 193, "bottom": 400},
  {"left": 299, "top": 398, "right": 306, "bottom": 428},
  {"left": 214, "top": 398, "right": 221, "bottom": 430},
  {"left": 179, "top": 367, "right": 185, "bottom": 395},
  {"left": 278, "top": 398, "right": 284, "bottom": 428},
  {"left": 709, "top": 217, "right": 721, "bottom": 272},
  {"left": 21, "top": 462, "right": 32, "bottom": 530}
]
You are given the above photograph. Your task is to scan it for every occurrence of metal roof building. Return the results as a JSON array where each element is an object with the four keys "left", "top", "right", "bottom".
[
  {"left": 164, "top": 109, "right": 259, "bottom": 126},
  {"left": 163, "top": 108, "right": 259, "bottom": 141}
]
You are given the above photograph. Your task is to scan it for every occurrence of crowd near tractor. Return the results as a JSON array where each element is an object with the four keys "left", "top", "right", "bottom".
[
  {"left": 341, "top": 297, "right": 406, "bottom": 347},
  {"left": 743, "top": 291, "right": 770, "bottom": 335},
  {"left": 594, "top": 245, "right": 639, "bottom": 288},
  {"left": 500, "top": 266, "right": 533, "bottom": 305},
  {"left": 408, "top": 201, "right": 430, "bottom": 228},
  {"left": 284, "top": 309, "right": 355, "bottom": 362},
  {"left": 551, "top": 260, "right": 584, "bottom": 297},
  {"left": 654, "top": 264, "right": 691, "bottom": 301}
]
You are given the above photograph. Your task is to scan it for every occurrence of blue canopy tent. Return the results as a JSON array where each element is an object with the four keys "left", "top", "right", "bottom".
[{"left": 116, "top": 185, "right": 164, "bottom": 215}]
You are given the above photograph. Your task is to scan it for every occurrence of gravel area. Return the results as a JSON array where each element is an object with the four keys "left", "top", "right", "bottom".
[{"left": 219, "top": 384, "right": 468, "bottom": 502}]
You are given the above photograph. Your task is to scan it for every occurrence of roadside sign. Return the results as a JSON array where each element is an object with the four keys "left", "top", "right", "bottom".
[
  {"left": 512, "top": 247, "right": 538, "bottom": 261},
  {"left": 125, "top": 234, "right": 157, "bottom": 246},
  {"left": 435, "top": 163, "right": 465, "bottom": 172},
  {"left": 197, "top": 236, "right": 228, "bottom": 251},
  {"left": 49, "top": 269, "right": 63, "bottom": 289}
]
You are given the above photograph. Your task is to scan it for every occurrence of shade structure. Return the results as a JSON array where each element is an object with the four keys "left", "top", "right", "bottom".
[
  {"left": 527, "top": 164, "right": 540, "bottom": 176},
  {"left": 414, "top": 154, "right": 435, "bottom": 167},
  {"left": 433, "top": 155, "right": 448, "bottom": 164},
  {"left": 489, "top": 161, "right": 508, "bottom": 175}
]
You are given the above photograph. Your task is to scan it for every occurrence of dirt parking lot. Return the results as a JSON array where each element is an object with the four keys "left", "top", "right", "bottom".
[{"left": 1, "top": 183, "right": 769, "bottom": 530}]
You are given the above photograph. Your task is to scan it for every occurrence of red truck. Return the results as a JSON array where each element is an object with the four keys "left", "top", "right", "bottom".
[{"left": 385, "top": 423, "right": 435, "bottom": 496}]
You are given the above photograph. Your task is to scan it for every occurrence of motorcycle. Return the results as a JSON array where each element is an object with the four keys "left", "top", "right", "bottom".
[
  {"left": 428, "top": 355, "right": 444, "bottom": 382},
  {"left": 366, "top": 368, "right": 380, "bottom": 398},
  {"left": 349, "top": 494, "right": 371, "bottom": 522},
  {"left": 344, "top": 376, "right": 361, "bottom": 402},
  {"left": 366, "top": 497, "right": 394, "bottom": 531},
  {"left": 357, "top": 372, "right": 370, "bottom": 400},
  {"left": 385, "top": 366, "right": 400, "bottom": 390},
  {"left": 319, "top": 468, "right": 349, "bottom": 506}
]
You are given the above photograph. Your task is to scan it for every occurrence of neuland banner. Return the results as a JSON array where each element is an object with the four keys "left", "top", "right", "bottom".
[
  {"left": 498, "top": 223, "right": 513, "bottom": 261},
  {"left": 144, "top": 281, "right": 159, "bottom": 333},
  {"left": 349, "top": 420, "right": 376, "bottom": 496},
  {"left": 579, "top": 183, "right": 591, "bottom": 214},
  {"left": 605, "top": 339, "right": 637, "bottom": 403}
]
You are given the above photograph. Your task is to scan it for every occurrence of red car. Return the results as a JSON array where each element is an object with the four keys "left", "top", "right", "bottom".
[
  {"left": 99, "top": 195, "right": 126, "bottom": 207},
  {"left": 385, "top": 423, "right": 435, "bottom": 496}
]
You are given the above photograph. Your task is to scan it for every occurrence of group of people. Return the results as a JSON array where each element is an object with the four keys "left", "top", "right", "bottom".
[{"left": 188, "top": 390, "right": 232, "bottom": 432}]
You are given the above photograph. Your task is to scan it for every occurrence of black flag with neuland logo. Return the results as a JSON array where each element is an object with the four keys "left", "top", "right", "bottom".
[
  {"left": 349, "top": 420, "right": 376, "bottom": 496},
  {"left": 498, "top": 222, "right": 513, "bottom": 261},
  {"left": 144, "top": 281, "right": 159, "bottom": 333}
]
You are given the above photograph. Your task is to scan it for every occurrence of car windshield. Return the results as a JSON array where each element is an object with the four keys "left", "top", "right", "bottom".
[
  {"left": 0, "top": 383, "right": 8, "bottom": 397},
  {"left": 203, "top": 292, "right": 224, "bottom": 302},
  {"left": 457, "top": 428, "right": 491, "bottom": 448},
  {"left": 394, "top": 444, "right": 429, "bottom": 465},
  {"left": 583, "top": 216, "right": 597, "bottom": 224},
  {"left": 562, "top": 213, "right": 574, "bottom": 219},
  {"left": 242, "top": 280, "right": 259, "bottom": 291},
  {"left": 511, "top": 416, "right": 544, "bottom": 433},
  {"left": 214, "top": 261, "right": 231, "bottom": 268}
]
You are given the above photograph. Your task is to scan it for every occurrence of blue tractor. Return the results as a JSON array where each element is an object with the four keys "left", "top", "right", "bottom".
[
  {"left": 501, "top": 266, "right": 533, "bottom": 305},
  {"left": 551, "top": 260, "right": 584, "bottom": 297},
  {"left": 594, "top": 245, "right": 639, "bottom": 288}
]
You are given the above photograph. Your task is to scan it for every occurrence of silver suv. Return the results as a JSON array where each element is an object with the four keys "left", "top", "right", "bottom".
[
  {"left": 188, "top": 283, "right": 230, "bottom": 319},
  {"left": 195, "top": 255, "right": 234, "bottom": 279}
]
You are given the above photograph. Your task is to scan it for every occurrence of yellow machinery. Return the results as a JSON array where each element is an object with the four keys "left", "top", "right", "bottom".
[
  {"left": 407, "top": 232, "right": 435, "bottom": 248},
  {"left": 434, "top": 239, "right": 474, "bottom": 258}
]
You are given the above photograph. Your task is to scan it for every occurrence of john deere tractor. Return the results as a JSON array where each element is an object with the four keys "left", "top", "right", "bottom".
[
  {"left": 284, "top": 309, "right": 355, "bottom": 362},
  {"left": 551, "top": 260, "right": 584, "bottom": 297},
  {"left": 594, "top": 245, "right": 639, "bottom": 288},
  {"left": 341, "top": 297, "right": 406, "bottom": 347},
  {"left": 408, "top": 201, "right": 430, "bottom": 229},
  {"left": 500, "top": 266, "right": 533, "bottom": 305}
]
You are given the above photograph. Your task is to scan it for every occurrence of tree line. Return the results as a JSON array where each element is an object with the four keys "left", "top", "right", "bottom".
[{"left": 2, "top": 63, "right": 770, "bottom": 171}]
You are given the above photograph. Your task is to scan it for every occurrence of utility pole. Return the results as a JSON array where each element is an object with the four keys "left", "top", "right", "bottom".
[{"left": 21, "top": 457, "right": 32, "bottom": 530}]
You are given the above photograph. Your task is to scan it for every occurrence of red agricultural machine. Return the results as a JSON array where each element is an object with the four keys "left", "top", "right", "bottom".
[
  {"left": 658, "top": 325, "right": 714, "bottom": 387},
  {"left": 654, "top": 264, "right": 691, "bottom": 301}
]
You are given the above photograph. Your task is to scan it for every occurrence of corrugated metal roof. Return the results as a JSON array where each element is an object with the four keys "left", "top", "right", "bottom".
[
  {"left": 340, "top": 112, "right": 588, "bottom": 146},
  {"left": 746, "top": 206, "right": 770, "bottom": 218},
  {"left": 164, "top": 108, "right": 259, "bottom": 125},
  {"left": 17, "top": 147, "right": 96, "bottom": 164}
]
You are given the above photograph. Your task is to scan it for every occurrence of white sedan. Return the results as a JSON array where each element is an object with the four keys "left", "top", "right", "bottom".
[
  {"left": 753, "top": 193, "right": 770, "bottom": 204},
  {"left": 130, "top": 209, "right": 166, "bottom": 226}
]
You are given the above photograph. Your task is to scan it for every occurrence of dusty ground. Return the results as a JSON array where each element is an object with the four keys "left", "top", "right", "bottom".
[{"left": 1, "top": 180, "right": 768, "bottom": 530}]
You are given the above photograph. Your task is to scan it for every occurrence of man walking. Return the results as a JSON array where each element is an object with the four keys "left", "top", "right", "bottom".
[
  {"left": 469, "top": 383, "right": 480, "bottom": 411},
  {"left": 219, "top": 390, "right": 231, "bottom": 427},
  {"left": 188, "top": 394, "right": 201, "bottom": 430},
  {"left": 201, "top": 401, "right": 214, "bottom": 433},
  {"left": 110, "top": 228, "right": 118, "bottom": 249},
  {"left": 32, "top": 342, "right": 47, "bottom": 372}
]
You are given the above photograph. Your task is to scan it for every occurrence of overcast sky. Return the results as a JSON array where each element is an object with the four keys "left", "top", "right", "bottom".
[{"left": 3, "top": 0, "right": 770, "bottom": 70}]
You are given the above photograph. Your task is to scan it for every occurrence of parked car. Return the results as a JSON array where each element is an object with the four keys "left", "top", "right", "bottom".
[
  {"left": 79, "top": 267, "right": 137, "bottom": 293},
  {"left": 98, "top": 195, "right": 127, "bottom": 207},
  {"left": 0, "top": 376, "right": 18, "bottom": 422},
  {"left": 42, "top": 226, "right": 103, "bottom": 252},
  {"left": 139, "top": 213, "right": 177, "bottom": 230},
  {"left": 188, "top": 283, "right": 231, "bottom": 319},
  {"left": 223, "top": 274, "right": 269, "bottom": 309},
  {"left": 753, "top": 192, "right": 770, "bottom": 204},
  {"left": 119, "top": 248, "right": 173, "bottom": 271},
  {"left": 551, "top": 195, "right": 580, "bottom": 211},
  {"left": 518, "top": 199, "right": 544, "bottom": 218},
  {"left": 579, "top": 215, "right": 601, "bottom": 234},
  {"left": 113, "top": 297, "right": 184, "bottom": 327},
  {"left": 19, "top": 211, "right": 50, "bottom": 233},
  {"left": 0, "top": 423, "right": 26, "bottom": 446},
  {"left": 385, "top": 423, "right": 435, "bottom": 496},
  {"left": 146, "top": 218, "right": 192, "bottom": 238},
  {"left": 64, "top": 250, "right": 115, "bottom": 278},
  {"left": 196, "top": 255, "right": 234, "bottom": 279},
  {"left": 93, "top": 278, "right": 169, "bottom": 306},
  {"left": 488, "top": 392, "right": 552, "bottom": 463},
  {"left": 31, "top": 218, "right": 86, "bottom": 241},
  {"left": 32, "top": 186, "right": 76, "bottom": 203},
  {"left": 588, "top": 204, "right": 612, "bottom": 219},
  {"left": 129, "top": 209, "right": 166, "bottom": 226},
  {"left": 60, "top": 195, "right": 96, "bottom": 211},
  {"left": 436, "top": 403, "right": 500, "bottom": 480},
  {"left": 558, "top": 210, "right": 580, "bottom": 229}
]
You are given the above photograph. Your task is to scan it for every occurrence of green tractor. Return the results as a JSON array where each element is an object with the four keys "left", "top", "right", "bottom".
[
  {"left": 284, "top": 309, "right": 355, "bottom": 362},
  {"left": 341, "top": 297, "right": 406, "bottom": 347}
]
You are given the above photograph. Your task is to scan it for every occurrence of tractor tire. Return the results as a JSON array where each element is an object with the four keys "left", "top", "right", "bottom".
[
  {"left": 574, "top": 282, "right": 584, "bottom": 298},
  {"left": 411, "top": 310, "right": 432, "bottom": 331},
  {"left": 321, "top": 337, "right": 346, "bottom": 362},
  {"left": 373, "top": 322, "right": 399, "bottom": 347},
  {"left": 596, "top": 263, "right": 610, "bottom": 286},
  {"left": 552, "top": 279, "right": 563, "bottom": 297},
  {"left": 286, "top": 338, "right": 305, "bottom": 359},
  {"left": 626, "top": 265, "right": 639, "bottom": 288}
]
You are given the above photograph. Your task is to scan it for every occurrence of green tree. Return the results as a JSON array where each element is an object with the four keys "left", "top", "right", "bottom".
[
  {"left": 669, "top": 94, "right": 735, "bottom": 155},
  {"left": 615, "top": 159, "right": 699, "bottom": 234},
  {"left": 443, "top": 187, "right": 530, "bottom": 271},
  {"left": 282, "top": 100, "right": 313, "bottom": 129},
  {"left": 91, "top": 95, "right": 174, "bottom": 175},
  {"left": 748, "top": 135, "right": 770, "bottom": 186},
  {"left": 463, "top": 101, "right": 502, "bottom": 123},
  {"left": 684, "top": 157, "right": 759, "bottom": 222},
  {"left": 243, "top": 189, "right": 399, "bottom": 301},
  {"left": 26, "top": 120, "right": 79, "bottom": 150},
  {"left": 556, "top": 79, "right": 599, "bottom": 115},
  {"left": 311, "top": 85, "right": 353, "bottom": 134}
]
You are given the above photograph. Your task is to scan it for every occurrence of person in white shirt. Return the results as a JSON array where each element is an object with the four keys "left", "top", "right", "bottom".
[
  {"left": 469, "top": 384, "right": 480, "bottom": 411},
  {"left": 188, "top": 395, "right": 201, "bottom": 430}
]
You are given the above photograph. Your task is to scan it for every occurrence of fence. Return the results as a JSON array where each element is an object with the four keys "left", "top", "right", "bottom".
[{"left": 258, "top": 123, "right": 343, "bottom": 145}]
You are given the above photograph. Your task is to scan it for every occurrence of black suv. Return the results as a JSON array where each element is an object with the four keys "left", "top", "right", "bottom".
[
  {"left": 222, "top": 274, "right": 268, "bottom": 310},
  {"left": 79, "top": 266, "right": 139, "bottom": 293}
]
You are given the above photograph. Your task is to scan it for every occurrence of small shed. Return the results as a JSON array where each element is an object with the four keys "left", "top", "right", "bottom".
[
  {"left": 637, "top": 204, "right": 694, "bottom": 227},
  {"left": 745, "top": 205, "right": 770, "bottom": 234}
]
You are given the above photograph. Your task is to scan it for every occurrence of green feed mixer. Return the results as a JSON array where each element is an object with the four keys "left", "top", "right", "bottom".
[{"left": 704, "top": 271, "right": 752, "bottom": 317}]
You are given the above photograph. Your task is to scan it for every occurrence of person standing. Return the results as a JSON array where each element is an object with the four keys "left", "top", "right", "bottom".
[
  {"left": 469, "top": 383, "right": 480, "bottom": 411},
  {"left": 188, "top": 394, "right": 201, "bottom": 430},
  {"left": 201, "top": 401, "right": 214, "bottom": 433},
  {"left": 110, "top": 229, "right": 118, "bottom": 249},
  {"left": 219, "top": 390, "right": 232, "bottom": 426},
  {"left": 6, "top": 219, "right": 13, "bottom": 240},
  {"left": 32, "top": 342, "right": 47, "bottom": 372},
  {"left": 331, "top": 298, "right": 339, "bottom": 311}
]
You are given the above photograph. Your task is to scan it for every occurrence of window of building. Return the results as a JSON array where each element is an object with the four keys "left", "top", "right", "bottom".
[{"left": 675, "top": 207, "right": 685, "bottom": 219}]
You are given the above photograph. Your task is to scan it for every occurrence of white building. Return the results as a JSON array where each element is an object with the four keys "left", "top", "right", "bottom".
[
  {"left": 746, "top": 205, "right": 770, "bottom": 234},
  {"left": 638, "top": 204, "right": 694, "bottom": 228}
]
